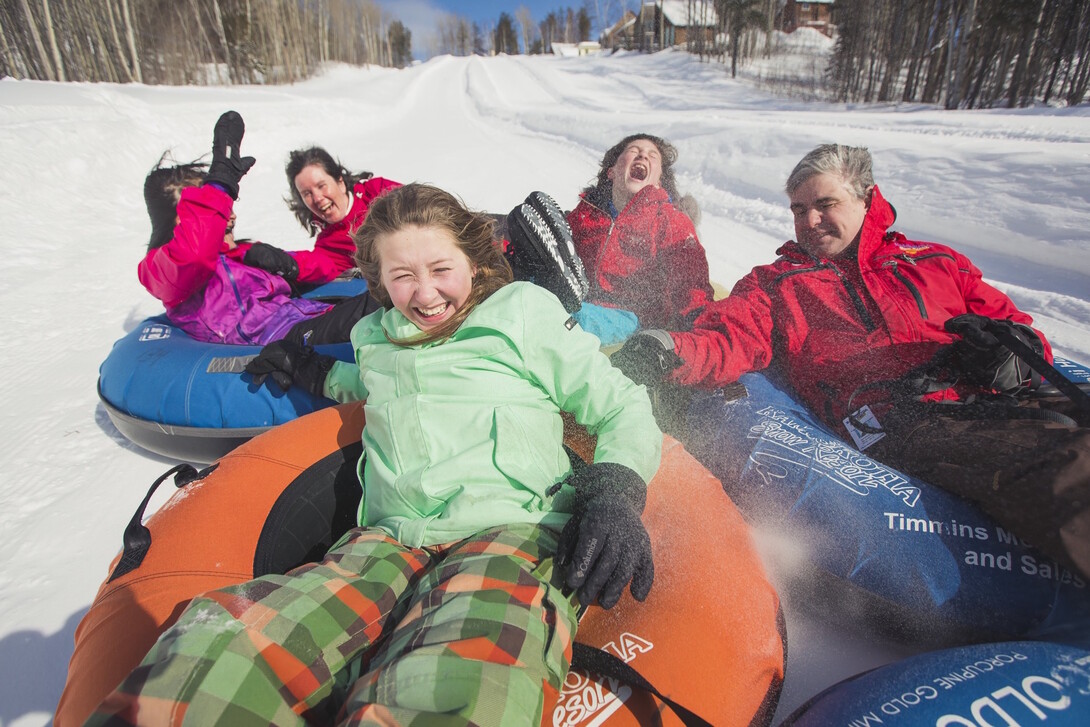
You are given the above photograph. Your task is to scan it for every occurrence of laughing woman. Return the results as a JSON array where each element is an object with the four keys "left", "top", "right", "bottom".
[{"left": 506, "top": 134, "right": 715, "bottom": 345}]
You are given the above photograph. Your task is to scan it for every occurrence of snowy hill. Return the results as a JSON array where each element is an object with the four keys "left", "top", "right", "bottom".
[{"left": 1, "top": 49, "right": 1088, "bottom": 727}]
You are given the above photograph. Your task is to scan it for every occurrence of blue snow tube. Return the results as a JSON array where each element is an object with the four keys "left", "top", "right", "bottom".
[
  {"left": 780, "top": 640, "right": 1090, "bottom": 726},
  {"left": 682, "top": 361, "right": 1090, "bottom": 646},
  {"left": 99, "top": 278, "right": 368, "bottom": 463}
]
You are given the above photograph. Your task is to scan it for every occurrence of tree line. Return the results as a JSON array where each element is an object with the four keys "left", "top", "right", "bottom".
[
  {"left": 828, "top": 0, "right": 1090, "bottom": 107},
  {"left": 6, "top": 0, "right": 1084, "bottom": 109},
  {"left": 679, "top": 0, "right": 781, "bottom": 78},
  {"left": 432, "top": 6, "right": 594, "bottom": 57},
  {"left": 1, "top": 0, "right": 413, "bottom": 85},
  {"left": 637, "top": 0, "right": 1089, "bottom": 109}
]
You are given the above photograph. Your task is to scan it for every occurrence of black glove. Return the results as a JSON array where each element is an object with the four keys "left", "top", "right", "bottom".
[
  {"left": 245, "top": 340, "right": 335, "bottom": 398},
  {"left": 944, "top": 314, "right": 1044, "bottom": 394},
  {"left": 555, "top": 462, "right": 653, "bottom": 609},
  {"left": 610, "top": 330, "right": 682, "bottom": 388},
  {"left": 244, "top": 242, "right": 299, "bottom": 283},
  {"left": 204, "top": 111, "right": 256, "bottom": 200}
]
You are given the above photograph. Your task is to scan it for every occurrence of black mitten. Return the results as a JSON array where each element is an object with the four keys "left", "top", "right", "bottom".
[
  {"left": 555, "top": 462, "right": 653, "bottom": 609},
  {"left": 244, "top": 242, "right": 299, "bottom": 283},
  {"left": 505, "top": 193, "right": 588, "bottom": 313},
  {"left": 204, "top": 111, "right": 256, "bottom": 200},
  {"left": 610, "top": 330, "right": 682, "bottom": 388},
  {"left": 945, "top": 314, "right": 1044, "bottom": 393},
  {"left": 245, "top": 340, "right": 335, "bottom": 397}
]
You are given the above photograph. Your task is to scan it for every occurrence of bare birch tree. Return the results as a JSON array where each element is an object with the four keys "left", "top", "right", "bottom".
[{"left": 516, "top": 6, "right": 535, "bottom": 54}]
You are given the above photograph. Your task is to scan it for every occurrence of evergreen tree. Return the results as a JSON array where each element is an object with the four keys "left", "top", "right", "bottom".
[
  {"left": 577, "top": 7, "right": 591, "bottom": 42},
  {"left": 473, "top": 22, "right": 488, "bottom": 55},
  {"left": 495, "top": 12, "right": 519, "bottom": 54},
  {"left": 388, "top": 20, "right": 412, "bottom": 68}
]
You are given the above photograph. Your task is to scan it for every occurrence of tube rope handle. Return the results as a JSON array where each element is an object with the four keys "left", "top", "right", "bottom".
[
  {"left": 107, "top": 463, "right": 215, "bottom": 582},
  {"left": 569, "top": 642, "right": 713, "bottom": 727}
]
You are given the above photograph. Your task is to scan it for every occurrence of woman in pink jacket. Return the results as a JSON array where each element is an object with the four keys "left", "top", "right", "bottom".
[{"left": 139, "top": 112, "right": 377, "bottom": 346}]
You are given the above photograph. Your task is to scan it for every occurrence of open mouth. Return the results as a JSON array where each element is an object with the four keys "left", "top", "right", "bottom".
[
  {"left": 630, "top": 163, "right": 648, "bottom": 182},
  {"left": 415, "top": 302, "right": 451, "bottom": 320}
]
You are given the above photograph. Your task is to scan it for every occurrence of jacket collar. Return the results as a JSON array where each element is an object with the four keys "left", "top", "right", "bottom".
[
  {"left": 380, "top": 307, "right": 427, "bottom": 343},
  {"left": 311, "top": 181, "right": 365, "bottom": 232},
  {"left": 583, "top": 184, "right": 670, "bottom": 218}
]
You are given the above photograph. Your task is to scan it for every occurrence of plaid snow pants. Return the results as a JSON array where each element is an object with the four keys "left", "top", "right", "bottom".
[{"left": 87, "top": 522, "right": 579, "bottom": 727}]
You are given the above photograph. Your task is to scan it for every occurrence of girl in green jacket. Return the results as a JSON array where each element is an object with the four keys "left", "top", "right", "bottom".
[{"left": 90, "top": 183, "right": 662, "bottom": 727}]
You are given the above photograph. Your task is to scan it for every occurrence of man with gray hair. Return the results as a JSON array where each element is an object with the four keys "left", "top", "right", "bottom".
[{"left": 612, "top": 143, "right": 1090, "bottom": 580}]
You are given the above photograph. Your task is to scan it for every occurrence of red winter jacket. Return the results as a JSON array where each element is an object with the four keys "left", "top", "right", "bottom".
[
  {"left": 669, "top": 185, "right": 1052, "bottom": 434},
  {"left": 293, "top": 177, "right": 401, "bottom": 283},
  {"left": 567, "top": 185, "right": 713, "bottom": 330}
]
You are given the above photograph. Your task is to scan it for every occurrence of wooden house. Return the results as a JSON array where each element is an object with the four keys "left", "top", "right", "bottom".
[
  {"left": 601, "top": 10, "right": 638, "bottom": 51},
  {"left": 637, "top": 1, "right": 719, "bottom": 52},
  {"left": 780, "top": 0, "right": 836, "bottom": 37}
]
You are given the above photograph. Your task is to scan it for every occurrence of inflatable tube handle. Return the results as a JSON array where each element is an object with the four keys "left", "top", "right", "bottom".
[
  {"left": 570, "top": 642, "right": 713, "bottom": 727},
  {"left": 108, "top": 463, "right": 214, "bottom": 582}
]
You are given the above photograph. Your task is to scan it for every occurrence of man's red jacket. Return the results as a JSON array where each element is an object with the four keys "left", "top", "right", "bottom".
[{"left": 669, "top": 185, "right": 1051, "bottom": 433}]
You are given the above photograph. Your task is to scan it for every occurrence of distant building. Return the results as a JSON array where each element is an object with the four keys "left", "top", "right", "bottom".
[
  {"left": 551, "top": 41, "right": 602, "bottom": 57},
  {"left": 601, "top": 10, "right": 638, "bottom": 51},
  {"left": 780, "top": 0, "right": 836, "bottom": 38},
  {"left": 637, "top": 1, "right": 719, "bottom": 52}
]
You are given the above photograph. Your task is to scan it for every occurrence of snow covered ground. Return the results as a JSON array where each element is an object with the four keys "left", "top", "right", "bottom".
[{"left": 1, "top": 47, "right": 1088, "bottom": 727}]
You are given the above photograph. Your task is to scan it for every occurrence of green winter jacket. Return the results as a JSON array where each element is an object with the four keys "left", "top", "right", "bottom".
[{"left": 324, "top": 282, "right": 662, "bottom": 547}]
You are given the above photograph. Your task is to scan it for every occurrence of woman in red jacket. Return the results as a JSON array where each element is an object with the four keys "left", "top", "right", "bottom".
[
  {"left": 503, "top": 134, "right": 714, "bottom": 345},
  {"left": 236, "top": 146, "right": 401, "bottom": 287},
  {"left": 285, "top": 146, "right": 402, "bottom": 284},
  {"left": 568, "top": 133, "right": 714, "bottom": 331}
]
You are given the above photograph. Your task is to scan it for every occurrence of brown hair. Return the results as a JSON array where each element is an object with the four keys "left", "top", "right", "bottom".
[
  {"left": 352, "top": 183, "right": 513, "bottom": 346},
  {"left": 144, "top": 154, "right": 207, "bottom": 250},
  {"left": 584, "top": 133, "right": 682, "bottom": 205}
]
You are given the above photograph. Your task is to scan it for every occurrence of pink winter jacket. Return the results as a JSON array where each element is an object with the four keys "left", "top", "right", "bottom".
[
  {"left": 293, "top": 177, "right": 401, "bottom": 283},
  {"left": 138, "top": 185, "right": 329, "bottom": 345}
]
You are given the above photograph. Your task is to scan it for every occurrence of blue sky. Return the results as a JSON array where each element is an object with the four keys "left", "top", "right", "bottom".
[{"left": 377, "top": 0, "right": 638, "bottom": 55}]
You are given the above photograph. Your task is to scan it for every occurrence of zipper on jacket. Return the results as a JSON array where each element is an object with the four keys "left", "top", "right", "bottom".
[
  {"left": 884, "top": 259, "right": 928, "bottom": 319},
  {"left": 904, "top": 251, "right": 956, "bottom": 264},
  {"left": 222, "top": 255, "right": 255, "bottom": 344},
  {"left": 778, "top": 263, "right": 877, "bottom": 332}
]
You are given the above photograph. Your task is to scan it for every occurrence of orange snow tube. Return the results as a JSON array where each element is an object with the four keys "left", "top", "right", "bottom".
[
  {"left": 55, "top": 404, "right": 784, "bottom": 727},
  {"left": 555, "top": 426, "right": 785, "bottom": 727}
]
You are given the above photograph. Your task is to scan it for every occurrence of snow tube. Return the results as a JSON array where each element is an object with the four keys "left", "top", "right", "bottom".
[
  {"left": 56, "top": 405, "right": 786, "bottom": 727},
  {"left": 682, "top": 360, "right": 1090, "bottom": 647},
  {"left": 97, "top": 277, "right": 368, "bottom": 463},
  {"left": 780, "top": 640, "right": 1090, "bottom": 726}
]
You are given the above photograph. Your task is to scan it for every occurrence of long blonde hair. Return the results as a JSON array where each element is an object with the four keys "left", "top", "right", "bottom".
[{"left": 352, "top": 183, "right": 513, "bottom": 346}]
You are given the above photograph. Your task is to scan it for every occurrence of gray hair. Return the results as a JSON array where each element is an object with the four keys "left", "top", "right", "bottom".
[{"left": 785, "top": 144, "right": 874, "bottom": 200}]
